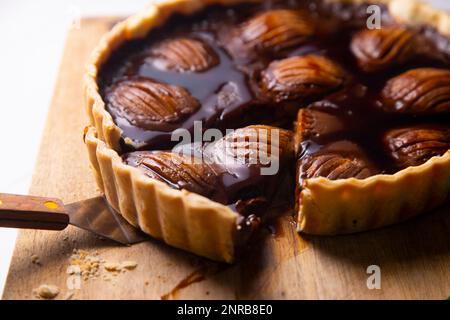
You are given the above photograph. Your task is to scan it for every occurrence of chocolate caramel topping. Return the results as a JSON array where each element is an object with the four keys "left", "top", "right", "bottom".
[
  {"left": 223, "top": 9, "right": 315, "bottom": 60},
  {"left": 204, "top": 125, "right": 294, "bottom": 166},
  {"left": 383, "top": 126, "right": 450, "bottom": 168},
  {"left": 351, "top": 27, "right": 420, "bottom": 73},
  {"left": 99, "top": 0, "right": 450, "bottom": 223},
  {"left": 381, "top": 68, "right": 450, "bottom": 114},
  {"left": 261, "top": 55, "right": 347, "bottom": 103},
  {"left": 147, "top": 38, "right": 219, "bottom": 72},
  {"left": 124, "top": 125, "right": 294, "bottom": 208},
  {"left": 298, "top": 141, "right": 377, "bottom": 181},
  {"left": 124, "top": 151, "right": 217, "bottom": 197},
  {"left": 106, "top": 78, "right": 200, "bottom": 130},
  {"left": 295, "top": 109, "right": 345, "bottom": 155}
]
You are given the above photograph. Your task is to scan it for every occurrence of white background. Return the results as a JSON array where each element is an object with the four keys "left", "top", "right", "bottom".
[{"left": 0, "top": 0, "right": 449, "bottom": 298}]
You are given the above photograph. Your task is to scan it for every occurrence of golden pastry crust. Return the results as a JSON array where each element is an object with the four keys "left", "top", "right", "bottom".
[
  {"left": 84, "top": 127, "right": 239, "bottom": 262},
  {"left": 298, "top": 150, "right": 450, "bottom": 234},
  {"left": 84, "top": 0, "right": 450, "bottom": 261}
]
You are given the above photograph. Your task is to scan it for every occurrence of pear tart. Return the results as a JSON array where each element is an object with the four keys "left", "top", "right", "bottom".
[{"left": 84, "top": 0, "right": 450, "bottom": 262}]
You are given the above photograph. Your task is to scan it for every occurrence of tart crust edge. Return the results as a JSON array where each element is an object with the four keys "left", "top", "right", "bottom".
[
  {"left": 83, "top": 0, "right": 450, "bottom": 262},
  {"left": 85, "top": 126, "right": 239, "bottom": 263},
  {"left": 297, "top": 150, "right": 450, "bottom": 235}
]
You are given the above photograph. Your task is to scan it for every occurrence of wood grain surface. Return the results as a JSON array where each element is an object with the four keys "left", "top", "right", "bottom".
[{"left": 2, "top": 17, "right": 450, "bottom": 300}]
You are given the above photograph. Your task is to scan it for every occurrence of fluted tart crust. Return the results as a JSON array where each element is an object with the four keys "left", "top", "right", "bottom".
[{"left": 84, "top": 0, "right": 450, "bottom": 262}]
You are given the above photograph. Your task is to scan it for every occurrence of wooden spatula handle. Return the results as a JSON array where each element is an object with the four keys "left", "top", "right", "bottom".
[{"left": 0, "top": 193, "right": 69, "bottom": 230}]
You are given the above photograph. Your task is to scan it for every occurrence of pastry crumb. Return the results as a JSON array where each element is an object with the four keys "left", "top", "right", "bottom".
[
  {"left": 121, "top": 260, "right": 138, "bottom": 270},
  {"left": 33, "top": 284, "right": 59, "bottom": 299},
  {"left": 104, "top": 260, "right": 138, "bottom": 272},
  {"left": 69, "top": 249, "right": 101, "bottom": 280},
  {"left": 31, "top": 254, "right": 41, "bottom": 265},
  {"left": 104, "top": 262, "right": 121, "bottom": 272},
  {"left": 69, "top": 249, "right": 138, "bottom": 284}
]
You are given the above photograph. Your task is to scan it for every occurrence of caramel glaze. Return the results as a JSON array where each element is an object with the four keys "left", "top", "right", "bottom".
[
  {"left": 98, "top": 0, "right": 450, "bottom": 244},
  {"left": 123, "top": 149, "right": 293, "bottom": 212},
  {"left": 98, "top": 1, "right": 399, "bottom": 152}
]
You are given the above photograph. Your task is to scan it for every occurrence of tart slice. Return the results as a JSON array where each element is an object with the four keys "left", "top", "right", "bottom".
[{"left": 84, "top": 0, "right": 450, "bottom": 262}]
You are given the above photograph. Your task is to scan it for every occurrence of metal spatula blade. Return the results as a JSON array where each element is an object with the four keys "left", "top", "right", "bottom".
[
  {"left": 0, "top": 193, "right": 148, "bottom": 245},
  {"left": 66, "top": 197, "right": 148, "bottom": 245}
]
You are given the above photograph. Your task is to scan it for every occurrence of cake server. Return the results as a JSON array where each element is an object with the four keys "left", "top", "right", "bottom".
[{"left": 0, "top": 193, "right": 147, "bottom": 245}]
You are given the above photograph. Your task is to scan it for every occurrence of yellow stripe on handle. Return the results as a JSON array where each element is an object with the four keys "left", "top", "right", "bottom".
[{"left": 44, "top": 201, "right": 60, "bottom": 210}]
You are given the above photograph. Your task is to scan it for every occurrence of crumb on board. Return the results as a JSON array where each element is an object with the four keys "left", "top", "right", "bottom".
[
  {"left": 69, "top": 249, "right": 101, "bottom": 280},
  {"left": 33, "top": 284, "right": 59, "bottom": 299},
  {"left": 121, "top": 260, "right": 138, "bottom": 270},
  {"left": 104, "top": 262, "right": 121, "bottom": 272},
  {"left": 104, "top": 260, "right": 138, "bottom": 272},
  {"left": 30, "top": 249, "right": 140, "bottom": 299},
  {"left": 31, "top": 254, "right": 41, "bottom": 265},
  {"left": 69, "top": 249, "right": 138, "bottom": 282}
]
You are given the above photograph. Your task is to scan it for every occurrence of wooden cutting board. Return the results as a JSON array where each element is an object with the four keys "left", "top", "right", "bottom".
[{"left": 2, "top": 17, "right": 450, "bottom": 300}]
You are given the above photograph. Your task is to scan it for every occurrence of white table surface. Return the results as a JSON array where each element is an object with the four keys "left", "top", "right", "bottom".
[{"left": 0, "top": 0, "right": 448, "bottom": 298}]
